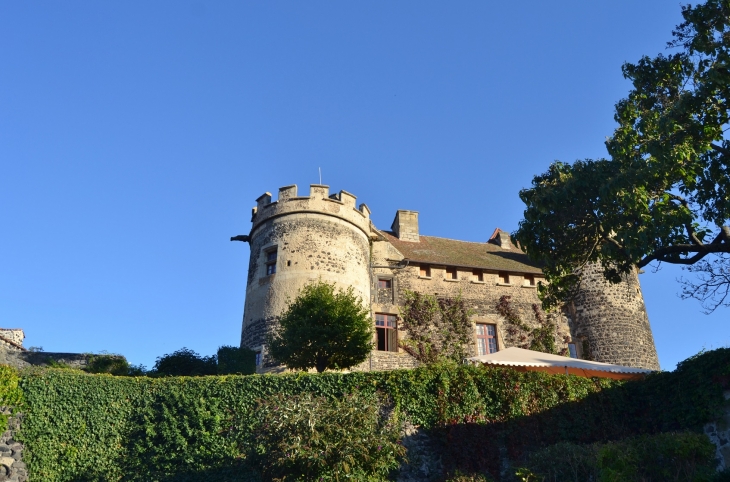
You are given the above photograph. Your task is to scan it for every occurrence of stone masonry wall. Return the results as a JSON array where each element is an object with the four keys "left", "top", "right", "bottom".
[
  {"left": 0, "top": 415, "right": 26, "bottom": 482},
  {"left": 571, "top": 263, "right": 660, "bottom": 370},
  {"left": 240, "top": 185, "right": 372, "bottom": 372},
  {"left": 704, "top": 390, "right": 730, "bottom": 471},
  {"left": 367, "top": 238, "right": 573, "bottom": 370},
  {"left": 0, "top": 350, "right": 96, "bottom": 370}
]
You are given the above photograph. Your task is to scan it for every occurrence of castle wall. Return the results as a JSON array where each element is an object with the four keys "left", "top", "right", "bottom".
[
  {"left": 357, "top": 238, "right": 573, "bottom": 371},
  {"left": 571, "top": 263, "right": 660, "bottom": 370},
  {"left": 240, "top": 185, "right": 372, "bottom": 369},
  {"left": 236, "top": 184, "right": 660, "bottom": 373}
]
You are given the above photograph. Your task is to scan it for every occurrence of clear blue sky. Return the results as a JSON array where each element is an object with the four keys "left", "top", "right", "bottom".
[{"left": 1, "top": 1, "right": 725, "bottom": 370}]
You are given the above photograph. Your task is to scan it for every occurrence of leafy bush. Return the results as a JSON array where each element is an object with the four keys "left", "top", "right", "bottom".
[
  {"left": 518, "top": 441, "right": 598, "bottom": 482},
  {"left": 399, "top": 291, "right": 474, "bottom": 364},
  {"left": 217, "top": 345, "right": 256, "bottom": 375},
  {"left": 446, "top": 473, "right": 494, "bottom": 482},
  {"left": 0, "top": 365, "right": 22, "bottom": 433},
  {"left": 268, "top": 280, "right": 373, "bottom": 372},
  {"left": 14, "top": 348, "right": 730, "bottom": 482},
  {"left": 85, "top": 354, "right": 134, "bottom": 376},
  {"left": 235, "top": 392, "right": 405, "bottom": 481},
  {"left": 598, "top": 432, "right": 716, "bottom": 482},
  {"left": 152, "top": 347, "right": 217, "bottom": 376},
  {"left": 518, "top": 432, "right": 716, "bottom": 482}
]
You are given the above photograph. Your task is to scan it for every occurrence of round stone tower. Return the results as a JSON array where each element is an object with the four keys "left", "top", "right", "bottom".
[
  {"left": 238, "top": 184, "right": 372, "bottom": 365},
  {"left": 570, "top": 263, "right": 660, "bottom": 370}
]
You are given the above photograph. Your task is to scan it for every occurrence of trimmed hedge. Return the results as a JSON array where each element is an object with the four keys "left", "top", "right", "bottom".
[{"left": 13, "top": 348, "right": 730, "bottom": 481}]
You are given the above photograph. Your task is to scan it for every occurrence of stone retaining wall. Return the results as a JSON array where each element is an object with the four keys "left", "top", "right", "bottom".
[
  {"left": 0, "top": 415, "right": 26, "bottom": 482},
  {"left": 0, "top": 349, "right": 99, "bottom": 370}
]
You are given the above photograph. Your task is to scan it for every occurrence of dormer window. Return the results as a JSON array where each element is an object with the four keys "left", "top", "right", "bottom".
[
  {"left": 445, "top": 267, "right": 457, "bottom": 280},
  {"left": 265, "top": 248, "right": 277, "bottom": 275},
  {"left": 419, "top": 264, "right": 431, "bottom": 278}
]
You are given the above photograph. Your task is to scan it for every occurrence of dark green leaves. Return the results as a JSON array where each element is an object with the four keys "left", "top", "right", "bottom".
[{"left": 267, "top": 280, "right": 373, "bottom": 373}]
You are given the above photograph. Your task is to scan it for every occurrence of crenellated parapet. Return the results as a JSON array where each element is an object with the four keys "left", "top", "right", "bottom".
[{"left": 250, "top": 184, "right": 372, "bottom": 237}]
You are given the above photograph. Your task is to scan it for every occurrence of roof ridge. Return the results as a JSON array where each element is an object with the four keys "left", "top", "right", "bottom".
[{"left": 419, "top": 234, "right": 495, "bottom": 246}]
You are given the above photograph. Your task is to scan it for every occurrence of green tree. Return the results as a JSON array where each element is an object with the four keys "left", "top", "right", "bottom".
[
  {"left": 216, "top": 345, "right": 256, "bottom": 375},
  {"left": 152, "top": 347, "right": 217, "bottom": 376},
  {"left": 267, "top": 280, "right": 373, "bottom": 373},
  {"left": 514, "top": 0, "right": 730, "bottom": 311},
  {"left": 398, "top": 291, "right": 474, "bottom": 364}
]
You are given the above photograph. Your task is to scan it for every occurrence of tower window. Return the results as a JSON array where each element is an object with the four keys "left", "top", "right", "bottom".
[
  {"left": 473, "top": 269, "right": 484, "bottom": 282},
  {"left": 446, "top": 267, "right": 457, "bottom": 280},
  {"left": 375, "top": 314, "right": 398, "bottom": 352},
  {"left": 265, "top": 248, "right": 277, "bottom": 275},
  {"left": 419, "top": 264, "right": 431, "bottom": 278},
  {"left": 377, "top": 278, "right": 394, "bottom": 303},
  {"left": 568, "top": 343, "right": 578, "bottom": 359},
  {"left": 476, "top": 323, "right": 498, "bottom": 355}
]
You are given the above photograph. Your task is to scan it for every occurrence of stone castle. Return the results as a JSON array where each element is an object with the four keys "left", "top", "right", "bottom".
[{"left": 232, "top": 184, "right": 660, "bottom": 372}]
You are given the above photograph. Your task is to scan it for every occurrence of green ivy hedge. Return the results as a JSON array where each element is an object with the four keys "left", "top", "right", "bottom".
[{"left": 13, "top": 348, "right": 730, "bottom": 481}]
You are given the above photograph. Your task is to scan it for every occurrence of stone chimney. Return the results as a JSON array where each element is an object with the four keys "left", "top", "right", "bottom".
[
  {"left": 497, "top": 231, "right": 511, "bottom": 250},
  {"left": 489, "top": 228, "right": 512, "bottom": 250},
  {"left": 391, "top": 210, "right": 419, "bottom": 242}
]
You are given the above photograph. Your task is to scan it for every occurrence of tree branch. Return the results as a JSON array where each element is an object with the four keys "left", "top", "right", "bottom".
[
  {"left": 711, "top": 143, "right": 730, "bottom": 156},
  {"left": 638, "top": 226, "right": 730, "bottom": 267}
]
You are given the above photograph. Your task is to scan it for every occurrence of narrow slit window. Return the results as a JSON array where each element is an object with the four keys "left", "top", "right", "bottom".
[
  {"left": 568, "top": 343, "right": 578, "bottom": 359},
  {"left": 446, "top": 267, "right": 457, "bottom": 280},
  {"left": 265, "top": 249, "right": 277, "bottom": 275},
  {"left": 419, "top": 264, "right": 431, "bottom": 277},
  {"left": 476, "top": 323, "right": 498, "bottom": 355},
  {"left": 375, "top": 314, "right": 398, "bottom": 352}
]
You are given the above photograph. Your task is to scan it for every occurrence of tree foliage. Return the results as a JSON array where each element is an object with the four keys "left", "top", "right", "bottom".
[
  {"left": 514, "top": 0, "right": 730, "bottom": 310},
  {"left": 150, "top": 346, "right": 256, "bottom": 376},
  {"left": 398, "top": 291, "right": 474, "bottom": 364},
  {"left": 267, "top": 280, "right": 373, "bottom": 373},
  {"left": 216, "top": 345, "right": 256, "bottom": 375},
  {"left": 152, "top": 347, "right": 217, "bottom": 376}
]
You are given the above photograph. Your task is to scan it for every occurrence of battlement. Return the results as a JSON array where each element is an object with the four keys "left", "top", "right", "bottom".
[{"left": 250, "top": 184, "right": 371, "bottom": 236}]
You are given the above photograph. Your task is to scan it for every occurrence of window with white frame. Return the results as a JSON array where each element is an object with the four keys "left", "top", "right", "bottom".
[
  {"left": 476, "top": 323, "right": 498, "bottom": 355},
  {"left": 375, "top": 314, "right": 398, "bottom": 352}
]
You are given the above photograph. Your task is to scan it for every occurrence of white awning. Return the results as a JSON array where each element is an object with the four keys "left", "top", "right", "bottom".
[{"left": 467, "top": 347, "right": 654, "bottom": 380}]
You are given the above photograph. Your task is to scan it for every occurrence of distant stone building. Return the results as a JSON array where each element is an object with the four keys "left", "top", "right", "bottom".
[
  {"left": 0, "top": 329, "right": 25, "bottom": 352},
  {"left": 232, "top": 184, "right": 660, "bottom": 372}
]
